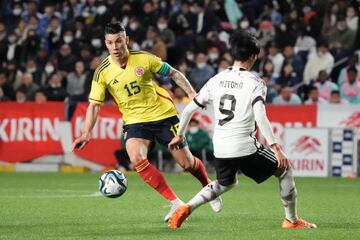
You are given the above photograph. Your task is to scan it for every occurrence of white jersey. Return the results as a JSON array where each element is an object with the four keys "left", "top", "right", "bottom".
[{"left": 195, "top": 67, "right": 267, "bottom": 158}]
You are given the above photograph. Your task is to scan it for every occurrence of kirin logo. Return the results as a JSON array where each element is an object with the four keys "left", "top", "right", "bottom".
[
  {"left": 340, "top": 112, "right": 360, "bottom": 128},
  {"left": 291, "top": 136, "right": 321, "bottom": 156}
]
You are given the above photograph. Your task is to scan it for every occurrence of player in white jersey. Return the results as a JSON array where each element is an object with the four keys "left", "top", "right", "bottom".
[{"left": 167, "top": 30, "right": 317, "bottom": 229}]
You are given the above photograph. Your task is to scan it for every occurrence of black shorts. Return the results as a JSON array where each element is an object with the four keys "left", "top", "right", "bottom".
[
  {"left": 123, "top": 116, "right": 187, "bottom": 149},
  {"left": 214, "top": 145, "right": 278, "bottom": 186}
]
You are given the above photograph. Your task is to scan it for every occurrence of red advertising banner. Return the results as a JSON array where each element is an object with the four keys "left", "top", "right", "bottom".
[
  {"left": 265, "top": 105, "right": 318, "bottom": 143},
  {"left": 0, "top": 102, "right": 64, "bottom": 163},
  {"left": 71, "top": 103, "right": 123, "bottom": 166}
]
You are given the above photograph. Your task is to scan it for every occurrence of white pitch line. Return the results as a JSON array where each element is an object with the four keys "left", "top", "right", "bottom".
[{"left": 0, "top": 192, "right": 102, "bottom": 199}]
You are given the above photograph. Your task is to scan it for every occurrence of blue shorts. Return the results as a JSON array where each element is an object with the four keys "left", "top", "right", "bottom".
[{"left": 123, "top": 116, "right": 187, "bottom": 149}]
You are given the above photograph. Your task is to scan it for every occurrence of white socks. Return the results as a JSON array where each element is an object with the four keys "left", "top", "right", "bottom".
[
  {"left": 188, "top": 180, "right": 236, "bottom": 211},
  {"left": 278, "top": 169, "right": 298, "bottom": 222}
]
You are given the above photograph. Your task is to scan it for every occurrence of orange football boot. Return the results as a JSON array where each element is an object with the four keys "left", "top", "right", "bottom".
[
  {"left": 168, "top": 205, "right": 191, "bottom": 229},
  {"left": 282, "top": 217, "right": 317, "bottom": 229}
]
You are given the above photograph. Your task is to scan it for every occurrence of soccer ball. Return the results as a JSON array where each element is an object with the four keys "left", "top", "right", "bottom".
[{"left": 99, "top": 170, "right": 128, "bottom": 198}]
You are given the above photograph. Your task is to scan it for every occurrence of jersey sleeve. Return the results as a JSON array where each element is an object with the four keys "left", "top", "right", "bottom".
[
  {"left": 251, "top": 80, "right": 267, "bottom": 107},
  {"left": 88, "top": 70, "right": 106, "bottom": 104},
  {"left": 194, "top": 80, "right": 212, "bottom": 108},
  {"left": 148, "top": 54, "right": 170, "bottom": 76}
]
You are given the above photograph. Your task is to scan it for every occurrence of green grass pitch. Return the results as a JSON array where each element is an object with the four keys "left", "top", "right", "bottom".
[{"left": 0, "top": 172, "right": 359, "bottom": 240}]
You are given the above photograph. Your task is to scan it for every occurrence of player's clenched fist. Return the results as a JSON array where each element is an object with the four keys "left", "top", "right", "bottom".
[{"left": 168, "top": 135, "right": 185, "bottom": 151}]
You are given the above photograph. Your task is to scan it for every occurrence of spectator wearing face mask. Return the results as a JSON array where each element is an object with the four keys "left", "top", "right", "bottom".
[
  {"left": 62, "top": 29, "right": 80, "bottom": 55},
  {"left": 126, "top": 16, "right": 146, "bottom": 45},
  {"left": 41, "top": 62, "right": 56, "bottom": 86},
  {"left": 303, "top": 41, "right": 334, "bottom": 85},
  {"left": 156, "top": 15, "right": 176, "bottom": 48},
  {"left": 238, "top": 16, "right": 256, "bottom": 34},
  {"left": 189, "top": 52, "right": 215, "bottom": 91},
  {"left": 340, "top": 67, "right": 360, "bottom": 104},
  {"left": 5, "top": 32, "right": 22, "bottom": 64},
  {"left": 185, "top": 119, "right": 214, "bottom": 164},
  {"left": 207, "top": 46, "right": 220, "bottom": 69},
  {"left": 8, "top": 2, "right": 23, "bottom": 31},
  {"left": 24, "top": 59, "right": 42, "bottom": 86}
]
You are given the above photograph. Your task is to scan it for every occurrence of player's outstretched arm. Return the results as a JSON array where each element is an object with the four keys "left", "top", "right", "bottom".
[
  {"left": 168, "top": 101, "right": 201, "bottom": 150},
  {"left": 168, "top": 67, "right": 196, "bottom": 99},
  {"left": 253, "top": 101, "right": 290, "bottom": 169},
  {"left": 71, "top": 102, "right": 101, "bottom": 151}
]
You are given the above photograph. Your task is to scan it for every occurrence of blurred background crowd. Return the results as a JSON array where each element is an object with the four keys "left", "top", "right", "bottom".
[{"left": 0, "top": 0, "right": 360, "bottom": 119}]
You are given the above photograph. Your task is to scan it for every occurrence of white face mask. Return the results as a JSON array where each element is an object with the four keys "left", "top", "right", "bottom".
[
  {"left": 8, "top": 35, "right": 17, "bottom": 43},
  {"left": 186, "top": 53, "right": 194, "bottom": 61},
  {"left": 129, "top": 22, "right": 138, "bottom": 30},
  {"left": 45, "top": 65, "right": 55, "bottom": 74},
  {"left": 240, "top": 21, "right": 249, "bottom": 29},
  {"left": 63, "top": 35, "right": 73, "bottom": 43},
  {"left": 27, "top": 67, "right": 36, "bottom": 73},
  {"left": 91, "top": 39, "right": 102, "bottom": 48},
  {"left": 96, "top": 5, "right": 107, "bottom": 15},
  {"left": 280, "top": 23, "right": 287, "bottom": 31},
  {"left": 208, "top": 53, "right": 219, "bottom": 61},
  {"left": 197, "top": 63, "right": 206, "bottom": 69},
  {"left": 189, "top": 126, "right": 199, "bottom": 134},
  {"left": 157, "top": 23, "right": 167, "bottom": 30},
  {"left": 13, "top": 8, "right": 22, "bottom": 16}
]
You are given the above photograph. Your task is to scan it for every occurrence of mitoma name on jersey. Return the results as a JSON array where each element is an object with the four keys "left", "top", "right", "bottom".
[{"left": 219, "top": 80, "right": 243, "bottom": 89}]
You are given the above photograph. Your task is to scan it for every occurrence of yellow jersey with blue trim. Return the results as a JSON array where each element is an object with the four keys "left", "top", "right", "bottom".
[{"left": 88, "top": 51, "right": 177, "bottom": 125}]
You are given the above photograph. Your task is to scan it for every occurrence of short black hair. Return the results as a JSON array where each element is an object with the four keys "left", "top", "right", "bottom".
[
  {"left": 331, "top": 90, "right": 340, "bottom": 95},
  {"left": 229, "top": 30, "right": 260, "bottom": 61},
  {"left": 104, "top": 22, "right": 126, "bottom": 35},
  {"left": 347, "top": 66, "right": 357, "bottom": 74},
  {"left": 309, "top": 86, "right": 318, "bottom": 92}
]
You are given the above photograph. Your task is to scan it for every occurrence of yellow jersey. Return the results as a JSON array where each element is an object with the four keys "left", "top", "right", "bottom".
[{"left": 89, "top": 51, "right": 178, "bottom": 124}]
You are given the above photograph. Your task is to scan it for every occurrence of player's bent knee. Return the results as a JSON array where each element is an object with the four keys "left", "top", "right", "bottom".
[
  {"left": 273, "top": 167, "right": 287, "bottom": 178},
  {"left": 129, "top": 154, "right": 147, "bottom": 165}
]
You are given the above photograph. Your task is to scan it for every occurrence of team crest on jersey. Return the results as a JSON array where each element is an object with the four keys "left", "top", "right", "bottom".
[{"left": 134, "top": 67, "right": 145, "bottom": 77}]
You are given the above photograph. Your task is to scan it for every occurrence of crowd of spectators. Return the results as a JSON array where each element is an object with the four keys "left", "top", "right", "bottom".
[{"left": 1, "top": 0, "right": 360, "bottom": 118}]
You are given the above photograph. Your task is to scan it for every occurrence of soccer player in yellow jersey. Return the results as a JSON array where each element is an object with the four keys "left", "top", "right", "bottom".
[{"left": 71, "top": 22, "right": 221, "bottom": 222}]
